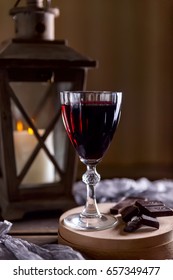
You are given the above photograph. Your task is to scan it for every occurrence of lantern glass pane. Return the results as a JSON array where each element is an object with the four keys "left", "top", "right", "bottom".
[{"left": 10, "top": 82, "right": 68, "bottom": 187}]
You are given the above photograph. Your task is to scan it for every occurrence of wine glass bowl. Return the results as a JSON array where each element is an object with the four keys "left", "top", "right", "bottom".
[{"left": 60, "top": 91, "right": 122, "bottom": 231}]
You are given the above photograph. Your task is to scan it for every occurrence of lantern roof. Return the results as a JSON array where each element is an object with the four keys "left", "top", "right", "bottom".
[
  {"left": 0, "top": 39, "right": 97, "bottom": 69},
  {"left": 0, "top": 1, "right": 97, "bottom": 69}
]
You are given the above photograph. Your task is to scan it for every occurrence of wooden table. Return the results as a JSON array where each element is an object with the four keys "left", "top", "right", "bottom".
[{"left": 7, "top": 210, "right": 60, "bottom": 246}]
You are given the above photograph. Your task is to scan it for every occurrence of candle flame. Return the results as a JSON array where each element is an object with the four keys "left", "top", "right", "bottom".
[
  {"left": 16, "top": 121, "right": 34, "bottom": 135},
  {"left": 16, "top": 121, "right": 23, "bottom": 131},
  {"left": 28, "top": 127, "right": 34, "bottom": 135}
]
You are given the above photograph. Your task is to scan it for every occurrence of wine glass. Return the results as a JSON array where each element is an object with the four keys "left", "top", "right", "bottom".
[{"left": 60, "top": 91, "right": 122, "bottom": 231}]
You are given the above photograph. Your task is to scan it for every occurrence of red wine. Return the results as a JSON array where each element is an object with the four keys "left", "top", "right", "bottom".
[{"left": 61, "top": 102, "right": 121, "bottom": 161}]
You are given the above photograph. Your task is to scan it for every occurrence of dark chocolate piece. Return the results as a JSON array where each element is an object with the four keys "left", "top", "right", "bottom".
[
  {"left": 120, "top": 205, "right": 140, "bottom": 222},
  {"left": 143, "top": 205, "right": 173, "bottom": 217},
  {"left": 124, "top": 216, "right": 142, "bottom": 232},
  {"left": 110, "top": 205, "right": 119, "bottom": 215},
  {"left": 110, "top": 197, "right": 145, "bottom": 215},
  {"left": 141, "top": 214, "right": 159, "bottom": 229},
  {"left": 136, "top": 200, "right": 164, "bottom": 207},
  {"left": 135, "top": 200, "right": 173, "bottom": 217},
  {"left": 124, "top": 215, "right": 159, "bottom": 232}
]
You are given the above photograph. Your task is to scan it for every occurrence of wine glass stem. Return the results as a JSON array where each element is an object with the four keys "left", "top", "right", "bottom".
[{"left": 81, "top": 164, "right": 101, "bottom": 218}]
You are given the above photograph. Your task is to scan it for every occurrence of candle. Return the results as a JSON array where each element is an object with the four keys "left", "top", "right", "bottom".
[{"left": 13, "top": 129, "right": 55, "bottom": 185}]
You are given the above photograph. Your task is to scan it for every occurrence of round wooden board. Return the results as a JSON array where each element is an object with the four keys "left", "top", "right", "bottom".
[{"left": 58, "top": 203, "right": 173, "bottom": 259}]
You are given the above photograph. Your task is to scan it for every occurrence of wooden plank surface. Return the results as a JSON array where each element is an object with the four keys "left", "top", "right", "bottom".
[{"left": 8, "top": 209, "right": 60, "bottom": 245}]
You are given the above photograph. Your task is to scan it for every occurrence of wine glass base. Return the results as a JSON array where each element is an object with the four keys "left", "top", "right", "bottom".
[{"left": 63, "top": 213, "right": 117, "bottom": 231}]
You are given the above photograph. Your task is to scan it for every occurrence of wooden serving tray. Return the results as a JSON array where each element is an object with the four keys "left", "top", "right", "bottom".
[{"left": 58, "top": 203, "right": 173, "bottom": 259}]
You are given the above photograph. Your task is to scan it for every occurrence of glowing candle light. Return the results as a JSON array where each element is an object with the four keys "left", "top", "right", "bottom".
[{"left": 14, "top": 121, "right": 55, "bottom": 186}]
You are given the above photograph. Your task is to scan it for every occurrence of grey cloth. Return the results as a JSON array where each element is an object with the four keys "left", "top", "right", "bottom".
[
  {"left": 73, "top": 177, "right": 173, "bottom": 208},
  {"left": 0, "top": 220, "right": 84, "bottom": 260}
]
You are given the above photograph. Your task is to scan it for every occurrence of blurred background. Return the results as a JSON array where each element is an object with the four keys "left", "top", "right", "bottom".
[{"left": 1, "top": 0, "right": 173, "bottom": 180}]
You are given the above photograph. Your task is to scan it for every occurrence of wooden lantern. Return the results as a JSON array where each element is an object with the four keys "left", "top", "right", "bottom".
[{"left": 0, "top": 0, "right": 96, "bottom": 219}]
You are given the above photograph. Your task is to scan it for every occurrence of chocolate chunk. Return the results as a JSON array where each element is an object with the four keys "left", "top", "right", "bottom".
[
  {"left": 136, "top": 200, "right": 164, "bottom": 207},
  {"left": 124, "top": 216, "right": 142, "bottom": 232},
  {"left": 110, "top": 205, "right": 119, "bottom": 215},
  {"left": 120, "top": 205, "right": 140, "bottom": 222},
  {"left": 141, "top": 214, "right": 159, "bottom": 229},
  {"left": 110, "top": 197, "right": 145, "bottom": 215},
  {"left": 124, "top": 215, "right": 159, "bottom": 232},
  {"left": 135, "top": 200, "right": 173, "bottom": 217},
  {"left": 143, "top": 205, "right": 173, "bottom": 217}
]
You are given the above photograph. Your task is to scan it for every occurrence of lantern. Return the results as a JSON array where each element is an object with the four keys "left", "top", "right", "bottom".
[{"left": 0, "top": 0, "right": 96, "bottom": 219}]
